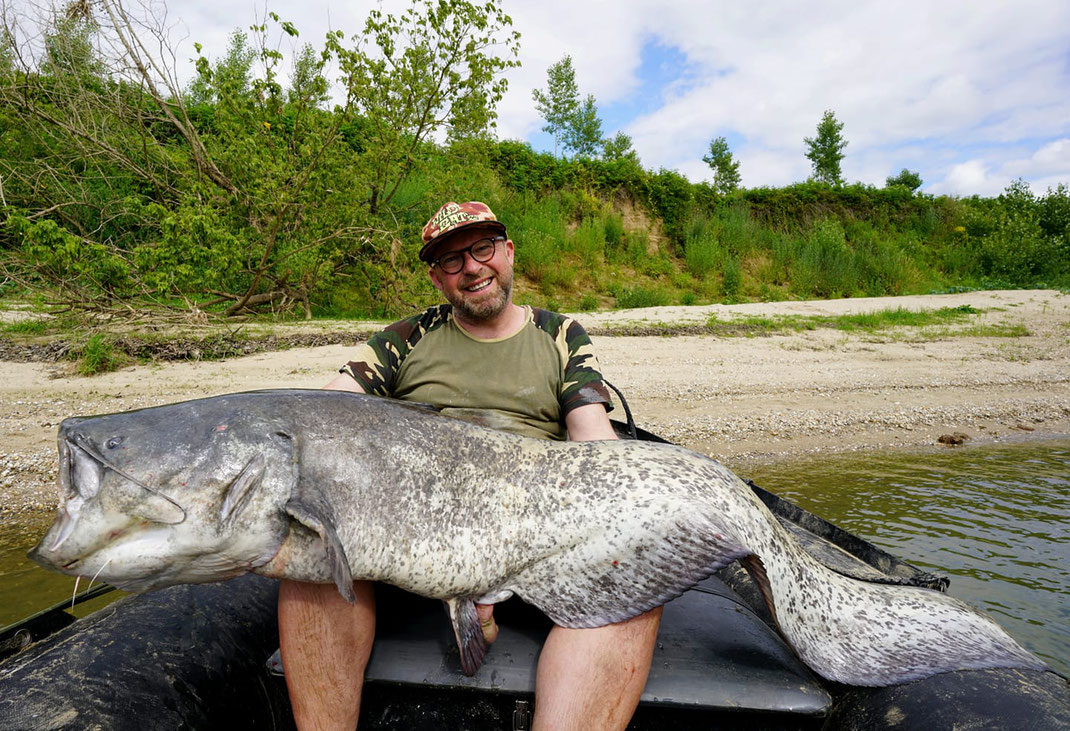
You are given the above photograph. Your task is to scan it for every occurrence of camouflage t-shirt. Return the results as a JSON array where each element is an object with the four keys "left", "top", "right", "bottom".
[{"left": 341, "top": 305, "right": 612, "bottom": 441}]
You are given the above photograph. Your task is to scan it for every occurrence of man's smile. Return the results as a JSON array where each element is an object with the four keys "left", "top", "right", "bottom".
[{"left": 463, "top": 277, "right": 493, "bottom": 293}]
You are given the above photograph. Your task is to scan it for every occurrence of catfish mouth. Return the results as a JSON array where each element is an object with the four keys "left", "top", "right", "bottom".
[{"left": 35, "top": 431, "right": 186, "bottom": 564}]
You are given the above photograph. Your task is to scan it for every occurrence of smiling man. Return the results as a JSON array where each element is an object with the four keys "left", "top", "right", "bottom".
[{"left": 277, "top": 201, "right": 662, "bottom": 729}]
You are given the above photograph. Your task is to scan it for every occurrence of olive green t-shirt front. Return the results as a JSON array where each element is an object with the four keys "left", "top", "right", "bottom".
[{"left": 342, "top": 305, "right": 611, "bottom": 440}]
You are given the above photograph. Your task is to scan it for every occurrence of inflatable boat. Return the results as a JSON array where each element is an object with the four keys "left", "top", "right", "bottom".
[{"left": 1, "top": 422, "right": 1067, "bottom": 730}]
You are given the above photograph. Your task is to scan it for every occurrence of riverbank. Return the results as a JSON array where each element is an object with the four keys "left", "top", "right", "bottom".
[{"left": 2, "top": 289, "right": 1068, "bottom": 515}]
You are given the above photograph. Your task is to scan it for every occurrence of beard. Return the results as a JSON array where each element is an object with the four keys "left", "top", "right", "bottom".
[{"left": 448, "top": 265, "right": 514, "bottom": 322}]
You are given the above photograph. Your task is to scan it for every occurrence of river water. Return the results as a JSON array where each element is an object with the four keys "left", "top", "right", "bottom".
[
  {"left": 744, "top": 439, "right": 1069, "bottom": 677},
  {"left": 2, "top": 440, "right": 1067, "bottom": 677}
]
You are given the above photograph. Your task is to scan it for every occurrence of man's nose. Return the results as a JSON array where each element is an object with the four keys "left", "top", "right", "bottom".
[{"left": 462, "top": 250, "right": 484, "bottom": 274}]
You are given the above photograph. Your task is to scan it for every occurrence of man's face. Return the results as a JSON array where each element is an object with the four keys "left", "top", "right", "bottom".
[{"left": 428, "top": 227, "right": 515, "bottom": 323}]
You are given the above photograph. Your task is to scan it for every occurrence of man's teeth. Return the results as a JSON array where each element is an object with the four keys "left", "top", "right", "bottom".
[{"left": 466, "top": 280, "right": 491, "bottom": 293}]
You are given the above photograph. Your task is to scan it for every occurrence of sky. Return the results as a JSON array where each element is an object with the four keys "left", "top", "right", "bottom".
[{"left": 36, "top": 0, "right": 1070, "bottom": 197}]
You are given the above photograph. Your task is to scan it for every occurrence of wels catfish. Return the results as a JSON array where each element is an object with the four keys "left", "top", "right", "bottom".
[{"left": 29, "top": 389, "right": 1046, "bottom": 685}]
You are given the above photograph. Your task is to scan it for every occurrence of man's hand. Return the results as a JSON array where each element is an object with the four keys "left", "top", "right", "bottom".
[{"left": 476, "top": 603, "right": 498, "bottom": 644}]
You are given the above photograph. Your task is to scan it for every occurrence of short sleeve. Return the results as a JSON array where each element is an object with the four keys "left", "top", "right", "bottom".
[
  {"left": 341, "top": 337, "right": 397, "bottom": 395},
  {"left": 558, "top": 318, "right": 613, "bottom": 415},
  {"left": 340, "top": 306, "right": 449, "bottom": 396}
]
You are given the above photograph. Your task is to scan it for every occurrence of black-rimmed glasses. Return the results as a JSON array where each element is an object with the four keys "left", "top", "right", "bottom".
[{"left": 433, "top": 236, "right": 505, "bottom": 274}]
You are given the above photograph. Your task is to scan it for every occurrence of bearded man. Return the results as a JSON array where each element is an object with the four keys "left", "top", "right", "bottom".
[{"left": 277, "top": 201, "right": 662, "bottom": 730}]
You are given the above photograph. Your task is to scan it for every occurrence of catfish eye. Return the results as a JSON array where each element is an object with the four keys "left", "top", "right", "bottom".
[{"left": 106, "top": 436, "right": 124, "bottom": 449}]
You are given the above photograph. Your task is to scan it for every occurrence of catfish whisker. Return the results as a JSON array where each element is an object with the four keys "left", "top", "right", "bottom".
[
  {"left": 71, "top": 575, "right": 80, "bottom": 610},
  {"left": 87, "top": 559, "right": 111, "bottom": 593}
]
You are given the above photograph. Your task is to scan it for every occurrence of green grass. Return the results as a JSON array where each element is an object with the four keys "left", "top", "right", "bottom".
[
  {"left": 613, "top": 285, "right": 673, "bottom": 309},
  {"left": 1, "top": 319, "right": 49, "bottom": 335},
  {"left": 690, "top": 305, "right": 994, "bottom": 337},
  {"left": 75, "top": 333, "right": 125, "bottom": 375},
  {"left": 953, "top": 323, "right": 1031, "bottom": 338},
  {"left": 828, "top": 305, "right": 980, "bottom": 332}
]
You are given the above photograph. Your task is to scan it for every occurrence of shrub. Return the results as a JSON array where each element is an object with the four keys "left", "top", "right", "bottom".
[
  {"left": 614, "top": 285, "right": 671, "bottom": 309},
  {"left": 684, "top": 220, "right": 722, "bottom": 278},
  {"left": 793, "top": 218, "right": 856, "bottom": 298},
  {"left": 570, "top": 217, "right": 606, "bottom": 268},
  {"left": 722, "top": 256, "right": 742, "bottom": 298},
  {"left": 77, "top": 333, "right": 124, "bottom": 375}
]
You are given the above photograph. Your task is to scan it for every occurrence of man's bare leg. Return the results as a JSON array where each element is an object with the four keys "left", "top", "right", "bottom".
[
  {"left": 533, "top": 607, "right": 662, "bottom": 731},
  {"left": 278, "top": 579, "right": 376, "bottom": 731}
]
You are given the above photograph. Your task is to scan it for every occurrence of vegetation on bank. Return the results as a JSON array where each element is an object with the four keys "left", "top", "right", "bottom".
[
  {"left": 0, "top": 302, "right": 1027, "bottom": 376},
  {"left": 592, "top": 304, "right": 1030, "bottom": 339},
  {"left": 0, "top": 0, "right": 1068, "bottom": 335}
]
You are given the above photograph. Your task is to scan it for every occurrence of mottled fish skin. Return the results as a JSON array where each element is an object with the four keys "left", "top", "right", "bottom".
[{"left": 29, "top": 389, "right": 1047, "bottom": 687}]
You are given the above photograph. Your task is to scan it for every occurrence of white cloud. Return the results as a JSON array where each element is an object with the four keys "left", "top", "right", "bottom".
[
  {"left": 933, "top": 160, "right": 997, "bottom": 197},
  {"left": 1003, "top": 139, "right": 1070, "bottom": 180}
]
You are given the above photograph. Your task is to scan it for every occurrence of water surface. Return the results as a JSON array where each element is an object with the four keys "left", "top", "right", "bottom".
[{"left": 744, "top": 440, "right": 1069, "bottom": 677}]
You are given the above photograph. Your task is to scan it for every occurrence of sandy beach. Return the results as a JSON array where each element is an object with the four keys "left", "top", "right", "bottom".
[{"left": 2, "top": 289, "right": 1068, "bottom": 515}]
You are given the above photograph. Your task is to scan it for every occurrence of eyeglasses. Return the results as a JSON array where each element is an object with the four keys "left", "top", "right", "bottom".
[{"left": 433, "top": 236, "right": 505, "bottom": 274}]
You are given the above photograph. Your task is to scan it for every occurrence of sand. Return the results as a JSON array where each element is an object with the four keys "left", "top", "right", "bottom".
[{"left": 2, "top": 289, "right": 1068, "bottom": 515}]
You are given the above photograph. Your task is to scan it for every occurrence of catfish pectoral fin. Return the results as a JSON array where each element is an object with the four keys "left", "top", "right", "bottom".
[
  {"left": 283, "top": 498, "right": 356, "bottom": 603},
  {"left": 445, "top": 597, "right": 486, "bottom": 677}
]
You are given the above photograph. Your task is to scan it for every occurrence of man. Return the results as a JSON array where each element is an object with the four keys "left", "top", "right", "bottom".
[{"left": 277, "top": 201, "right": 662, "bottom": 730}]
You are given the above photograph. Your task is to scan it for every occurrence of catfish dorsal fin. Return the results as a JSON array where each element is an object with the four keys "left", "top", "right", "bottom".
[
  {"left": 220, "top": 453, "right": 265, "bottom": 526},
  {"left": 445, "top": 598, "right": 487, "bottom": 676},
  {"left": 284, "top": 498, "right": 356, "bottom": 603}
]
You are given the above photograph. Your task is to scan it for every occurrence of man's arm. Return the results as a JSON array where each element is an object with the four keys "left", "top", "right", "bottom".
[
  {"left": 565, "top": 402, "right": 618, "bottom": 441},
  {"left": 323, "top": 372, "right": 365, "bottom": 393}
]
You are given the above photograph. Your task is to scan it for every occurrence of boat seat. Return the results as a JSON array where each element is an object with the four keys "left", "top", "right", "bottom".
[{"left": 361, "top": 576, "right": 832, "bottom": 716}]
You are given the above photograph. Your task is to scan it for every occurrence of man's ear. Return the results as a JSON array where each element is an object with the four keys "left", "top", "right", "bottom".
[
  {"left": 504, "top": 239, "right": 514, "bottom": 264},
  {"left": 429, "top": 266, "right": 444, "bottom": 292}
]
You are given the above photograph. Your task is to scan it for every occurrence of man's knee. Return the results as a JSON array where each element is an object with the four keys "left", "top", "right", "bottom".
[{"left": 613, "top": 606, "right": 663, "bottom": 647}]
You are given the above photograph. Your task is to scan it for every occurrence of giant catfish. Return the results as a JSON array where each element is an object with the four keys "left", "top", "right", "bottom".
[{"left": 28, "top": 389, "right": 1046, "bottom": 684}]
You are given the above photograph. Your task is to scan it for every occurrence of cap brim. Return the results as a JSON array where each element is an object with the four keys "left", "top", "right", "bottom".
[{"left": 419, "top": 221, "right": 507, "bottom": 263}]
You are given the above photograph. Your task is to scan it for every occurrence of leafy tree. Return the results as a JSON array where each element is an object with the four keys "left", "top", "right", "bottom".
[
  {"left": 187, "top": 30, "right": 256, "bottom": 106},
  {"left": 332, "top": 0, "right": 519, "bottom": 214},
  {"left": 564, "top": 94, "right": 603, "bottom": 158},
  {"left": 702, "top": 136, "right": 741, "bottom": 194},
  {"left": 886, "top": 168, "right": 922, "bottom": 192},
  {"left": 804, "top": 110, "right": 847, "bottom": 185},
  {"left": 447, "top": 89, "right": 495, "bottom": 142},
  {"left": 532, "top": 55, "right": 579, "bottom": 159},
  {"left": 0, "top": 0, "right": 520, "bottom": 318},
  {"left": 288, "top": 44, "right": 330, "bottom": 108},
  {"left": 602, "top": 131, "right": 639, "bottom": 164}
]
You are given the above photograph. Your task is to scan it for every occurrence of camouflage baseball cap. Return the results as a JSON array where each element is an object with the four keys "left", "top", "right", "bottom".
[{"left": 420, "top": 201, "right": 507, "bottom": 262}]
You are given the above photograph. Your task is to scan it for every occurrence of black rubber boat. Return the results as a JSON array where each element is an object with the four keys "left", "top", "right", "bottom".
[{"left": 1, "top": 421, "right": 1067, "bottom": 730}]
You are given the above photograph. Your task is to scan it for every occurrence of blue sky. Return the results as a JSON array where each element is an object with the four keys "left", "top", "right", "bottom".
[{"left": 24, "top": 0, "right": 1069, "bottom": 197}]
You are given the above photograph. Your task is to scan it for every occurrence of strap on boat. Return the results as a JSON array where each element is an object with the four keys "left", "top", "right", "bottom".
[{"left": 604, "top": 380, "right": 637, "bottom": 440}]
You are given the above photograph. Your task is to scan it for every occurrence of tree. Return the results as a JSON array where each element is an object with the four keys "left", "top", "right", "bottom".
[
  {"left": 0, "top": 0, "right": 521, "bottom": 319},
  {"left": 602, "top": 131, "right": 639, "bottom": 164},
  {"left": 532, "top": 55, "right": 579, "bottom": 159},
  {"left": 702, "top": 136, "right": 741, "bottom": 194},
  {"left": 885, "top": 168, "right": 922, "bottom": 192},
  {"left": 332, "top": 0, "right": 520, "bottom": 214},
  {"left": 804, "top": 110, "right": 847, "bottom": 185},
  {"left": 288, "top": 44, "right": 330, "bottom": 108},
  {"left": 564, "top": 94, "right": 603, "bottom": 158}
]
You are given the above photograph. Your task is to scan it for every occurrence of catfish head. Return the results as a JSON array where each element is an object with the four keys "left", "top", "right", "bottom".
[{"left": 29, "top": 397, "right": 299, "bottom": 592}]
